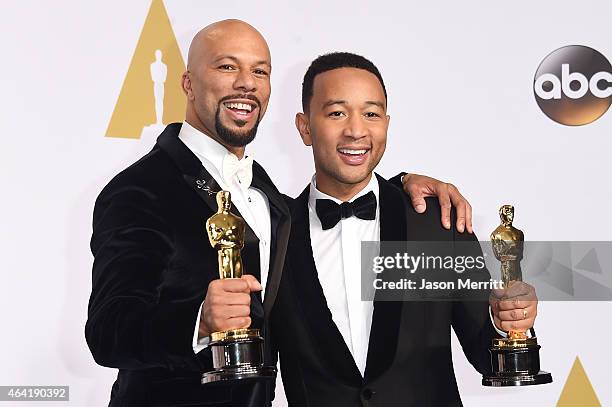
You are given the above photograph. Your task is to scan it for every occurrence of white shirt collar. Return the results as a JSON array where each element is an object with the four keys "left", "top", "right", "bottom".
[
  {"left": 177, "top": 121, "right": 248, "bottom": 176},
  {"left": 308, "top": 173, "right": 380, "bottom": 212}
]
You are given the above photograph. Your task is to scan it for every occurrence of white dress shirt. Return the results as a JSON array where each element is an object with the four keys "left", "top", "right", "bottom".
[
  {"left": 177, "top": 121, "right": 271, "bottom": 354},
  {"left": 308, "top": 174, "right": 379, "bottom": 377},
  {"left": 307, "top": 173, "right": 509, "bottom": 377}
]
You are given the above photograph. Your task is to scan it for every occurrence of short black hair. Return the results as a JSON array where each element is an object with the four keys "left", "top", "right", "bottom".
[{"left": 301, "top": 52, "right": 387, "bottom": 112}]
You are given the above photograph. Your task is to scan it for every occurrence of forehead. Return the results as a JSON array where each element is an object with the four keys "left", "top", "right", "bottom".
[
  {"left": 312, "top": 67, "right": 385, "bottom": 104},
  {"left": 204, "top": 28, "right": 271, "bottom": 65}
]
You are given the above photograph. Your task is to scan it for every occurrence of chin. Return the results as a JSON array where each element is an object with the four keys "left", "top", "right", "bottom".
[
  {"left": 229, "top": 128, "right": 254, "bottom": 137},
  {"left": 336, "top": 169, "right": 373, "bottom": 186},
  {"left": 224, "top": 121, "right": 255, "bottom": 133}
]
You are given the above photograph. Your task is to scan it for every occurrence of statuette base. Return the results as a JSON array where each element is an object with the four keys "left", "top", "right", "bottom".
[
  {"left": 482, "top": 337, "right": 552, "bottom": 387},
  {"left": 202, "top": 329, "right": 277, "bottom": 385}
]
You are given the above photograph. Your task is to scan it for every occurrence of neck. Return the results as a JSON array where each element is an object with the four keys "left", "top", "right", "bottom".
[
  {"left": 226, "top": 146, "right": 245, "bottom": 159},
  {"left": 315, "top": 172, "right": 373, "bottom": 202},
  {"left": 185, "top": 112, "right": 246, "bottom": 159}
]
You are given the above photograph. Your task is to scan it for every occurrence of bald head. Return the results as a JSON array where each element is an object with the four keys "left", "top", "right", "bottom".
[
  {"left": 181, "top": 19, "right": 272, "bottom": 157},
  {"left": 187, "top": 19, "right": 271, "bottom": 71}
]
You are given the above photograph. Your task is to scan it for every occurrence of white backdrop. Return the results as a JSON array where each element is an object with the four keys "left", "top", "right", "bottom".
[{"left": 1, "top": 1, "right": 611, "bottom": 405}]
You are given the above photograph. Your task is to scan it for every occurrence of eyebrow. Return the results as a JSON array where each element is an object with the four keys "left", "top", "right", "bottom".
[
  {"left": 213, "top": 55, "right": 271, "bottom": 68},
  {"left": 365, "top": 100, "right": 385, "bottom": 108},
  {"left": 322, "top": 99, "right": 347, "bottom": 108},
  {"left": 322, "top": 99, "right": 386, "bottom": 109}
]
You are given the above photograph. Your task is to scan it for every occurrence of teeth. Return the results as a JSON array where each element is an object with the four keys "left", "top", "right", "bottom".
[
  {"left": 339, "top": 148, "right": 367, "bottom": 155},
  {"left": 224, "top": 102, "right": 253, "bottom": 112}
]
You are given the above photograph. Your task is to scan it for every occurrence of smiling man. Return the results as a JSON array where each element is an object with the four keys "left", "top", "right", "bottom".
[
  {"left": 86, "top": 20, "right": 478, "bottom": 407},
  {"left": 297, "top": 66, "right": 388, "bottom": 201},
  {"left": 182, "top": 22, "right": 270, "bottom": 155},
  {"left": 271, "top": 52, "right": 538, "bottom": 406}
]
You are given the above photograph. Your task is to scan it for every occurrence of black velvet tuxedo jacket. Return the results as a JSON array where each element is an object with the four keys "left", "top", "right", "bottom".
[
  {"left": 86, "top": 123, "right": 290, "bottom": 407},
  {"left": 272, "top": 174, "right": 500, "bottom": 407}
]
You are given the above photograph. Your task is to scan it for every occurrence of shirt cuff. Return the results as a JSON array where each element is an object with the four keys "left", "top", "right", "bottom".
[
  {"left": 489, "top": 305, "right": 507, "bottom": 337},
  {"left": 192, "top": 301, "right": 210, "bottom": 354}
]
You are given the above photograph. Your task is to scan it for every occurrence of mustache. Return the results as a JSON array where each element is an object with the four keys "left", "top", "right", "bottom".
[{"left": 219, "top": 94, "right": 261, "bottom": 109}]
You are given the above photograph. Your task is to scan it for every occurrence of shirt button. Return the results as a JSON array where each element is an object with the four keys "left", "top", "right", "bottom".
[{"left": 362, "top": 388, "right": 373, "bottom": 400}]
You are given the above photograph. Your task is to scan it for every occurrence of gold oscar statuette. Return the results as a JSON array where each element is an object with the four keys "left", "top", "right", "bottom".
[
  {"left": 482, "top": 205, "right": 552, "bottom": 386},
  {"left": 201, "top": 191, "right": 276, "bottom": 385}
]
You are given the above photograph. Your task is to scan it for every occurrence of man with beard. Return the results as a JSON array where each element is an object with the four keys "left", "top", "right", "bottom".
[{"left": 86, "top": 20, "right": 474, "bottom": 406}]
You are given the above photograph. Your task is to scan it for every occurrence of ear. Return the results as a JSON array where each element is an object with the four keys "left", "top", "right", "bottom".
[
  {"left": 295, "top": 112, "right": 312, "bottom": 146},
  {"left": 182, "top": 71, "right": 194, "bottom": 100}
]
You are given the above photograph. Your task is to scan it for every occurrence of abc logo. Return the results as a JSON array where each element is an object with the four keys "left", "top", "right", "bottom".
[{"left": 534, "top": 45, "right": 612, "bottom": 126}]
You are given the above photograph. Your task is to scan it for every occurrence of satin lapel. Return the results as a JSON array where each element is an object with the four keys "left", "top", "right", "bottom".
[
  {"left": 250, "top": 163, "right": 291, "bottom": 316},
  {"left": 157, "top": 125, "right": 267, "bottom": 326},
  {"left": 364, "top": 174, "right": 407, "bottom": 381},
  {"left": 289, "top": 187, "right": 363, "bottom": 385},
  {"left": 157, "top": 126, "right": 288, "bottom": 318},
  {"left": 183, "top": 169, "right": 221, "bottom": 214},
  {"left": 156, "top": 123, "right": 218, "bottom": 213}
]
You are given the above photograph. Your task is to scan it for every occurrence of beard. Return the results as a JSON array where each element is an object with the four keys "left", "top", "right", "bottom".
[{"left": 214, "top": 99, "right": 261, "bottom": 147}]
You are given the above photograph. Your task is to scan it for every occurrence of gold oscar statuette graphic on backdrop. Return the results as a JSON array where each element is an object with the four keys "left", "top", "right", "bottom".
[
  {"left": 106, "top": 0, "right": 186, "bottom": 139},
  {"left": 482, "top": 205, "right": 553, "bottom": 386},
  {"left": 201, "top": 191, "right": 276, "bottom": 384}
]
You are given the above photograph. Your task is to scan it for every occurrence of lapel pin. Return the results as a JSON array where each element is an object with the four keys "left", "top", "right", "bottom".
[{"left": 196, "top": 179, "right": 217, "bottom": 196}]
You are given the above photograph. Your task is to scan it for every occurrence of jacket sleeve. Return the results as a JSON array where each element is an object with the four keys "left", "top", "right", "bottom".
[
  {"left": 450, "top": 210, "right": 501, "bottom": 376},
  {"left": 85, "top": 182, "right": 208, "bottom": 371}
]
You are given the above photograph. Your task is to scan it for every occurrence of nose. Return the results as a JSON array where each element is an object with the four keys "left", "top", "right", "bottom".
[
  {"left": 342, "top": 114, "right": 368, "bottom": 140},
  {"left": 233, "top": 68, "right": 256, "bottom": 93}
]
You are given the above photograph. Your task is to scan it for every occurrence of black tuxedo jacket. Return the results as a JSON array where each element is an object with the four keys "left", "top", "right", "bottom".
[
  {"left": 272, "top": 174, "right": 499, "bottom": 407},
  {"left": 86, "top": 123, "right": 290, "bottom": 407}
]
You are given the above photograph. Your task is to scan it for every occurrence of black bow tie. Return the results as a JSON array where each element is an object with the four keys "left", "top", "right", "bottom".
[{"left": 315, "top": 191, "right": 377, "bottom": 230}]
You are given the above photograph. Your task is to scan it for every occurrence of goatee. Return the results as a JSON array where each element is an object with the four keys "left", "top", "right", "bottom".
[{"left": 214, "top": 99, "right": 261, "bottom": 147}]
